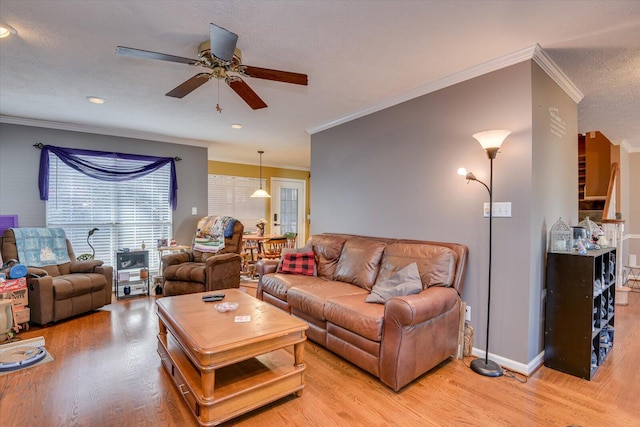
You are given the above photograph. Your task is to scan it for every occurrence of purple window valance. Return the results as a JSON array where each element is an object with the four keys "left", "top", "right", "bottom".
[{"left": 39, "top": 145, "right": 178, "bottom": 210}]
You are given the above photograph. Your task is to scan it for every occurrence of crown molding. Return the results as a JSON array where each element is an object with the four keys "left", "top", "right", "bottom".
[
  {"left": 308, "top": 44, "right": 583, "bottom": 135},
  {"left": 611, "top": 138, "right": 640, "bottom": 153},
  {"left": 0, "top": 115, "right": 211, "bottom": 148},
  {"left": 530, "top": 44, "right": 584, "bottom": 104}
]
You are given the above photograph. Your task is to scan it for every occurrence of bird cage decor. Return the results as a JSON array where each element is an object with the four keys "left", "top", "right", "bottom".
[
  {"left": 578, "top": 216, "right": 604, "bottom": 242},
  {"left": 550, "top": 217, "right": 573, "bottom": 253}
]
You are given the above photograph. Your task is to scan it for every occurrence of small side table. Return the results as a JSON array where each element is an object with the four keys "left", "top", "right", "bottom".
[{"left": 623, "top": 265, "right": 640, "bottom": 290}]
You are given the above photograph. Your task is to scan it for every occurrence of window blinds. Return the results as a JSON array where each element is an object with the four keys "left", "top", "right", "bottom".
[
  {"left": 208, "top": 175, "right": 267, "bottom": 232},
  {"left": 46, "top": 153, "right": 172, "bottom": 271}
]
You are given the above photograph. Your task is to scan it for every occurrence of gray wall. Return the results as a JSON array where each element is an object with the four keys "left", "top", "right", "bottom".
[
  {"left": 529, "top": 63, "right": 578, "bottom": 361},
  {"left": 310, "top": 60, "right": 577, "bottom": 368},
  {"left": 0, "top": 123, "right": 208, "bottom": 245}
]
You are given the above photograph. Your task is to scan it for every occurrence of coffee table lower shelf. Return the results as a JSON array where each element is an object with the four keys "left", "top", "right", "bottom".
[{"left": 157, "top": 332, "right": 305, "bottom": 426}]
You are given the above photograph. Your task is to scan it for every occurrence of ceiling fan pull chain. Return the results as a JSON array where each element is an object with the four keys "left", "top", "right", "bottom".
[{"left": 216, "top": 78, "right": 223, "bottom": 113}]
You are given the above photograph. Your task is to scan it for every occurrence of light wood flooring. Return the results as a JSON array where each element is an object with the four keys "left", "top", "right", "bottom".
[{"left": 1, "top": 284, "right": 639, "bottom": 426}]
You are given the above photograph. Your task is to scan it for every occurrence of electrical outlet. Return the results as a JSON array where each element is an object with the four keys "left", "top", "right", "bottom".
[{"left": 465, "top": 305, "right": 471, "bottom": 322}]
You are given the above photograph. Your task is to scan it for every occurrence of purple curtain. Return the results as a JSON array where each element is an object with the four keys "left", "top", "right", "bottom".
[{"left": 39, "top": 145, "right": 178, "bottom": 210}]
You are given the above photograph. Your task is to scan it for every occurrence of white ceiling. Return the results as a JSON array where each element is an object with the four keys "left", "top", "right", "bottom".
[{"left": 1, "top": 1, "right": 639, "bottom": 169}]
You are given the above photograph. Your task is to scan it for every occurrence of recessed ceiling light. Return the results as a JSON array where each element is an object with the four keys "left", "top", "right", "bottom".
[
  {"left": 231, "top": 123, "right": 243, "bottom": 129},
  {"left": 86, "top": 96, "right": 105, "bottom": 104},
  {"left": 0, "top": 24, "right": 17, "bottom": 38}
]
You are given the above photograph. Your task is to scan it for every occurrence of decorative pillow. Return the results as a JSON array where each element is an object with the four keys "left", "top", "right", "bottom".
[
  {"left": 278, "top": 251, "right": 316, "bottom": 276},
  {"left": 366, "top": 262, "right": 422, "bottom": 304}
]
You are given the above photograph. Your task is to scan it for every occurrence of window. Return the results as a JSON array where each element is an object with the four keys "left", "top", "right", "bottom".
[
  {"left": 208, "top": 175, "right": 267, "bottom": 232},
  {"left": 46, "top": 153, "right": 172, "bottom": 271}
]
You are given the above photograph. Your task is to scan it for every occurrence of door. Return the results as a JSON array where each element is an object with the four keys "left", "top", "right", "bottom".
[{"left": 270, "top": 178, "right": 306, "bottom": 248}]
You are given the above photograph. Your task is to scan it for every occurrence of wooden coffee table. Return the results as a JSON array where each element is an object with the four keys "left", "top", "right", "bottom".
[{"left": 156, "top": 288, "right": 308, "bottom": 426}]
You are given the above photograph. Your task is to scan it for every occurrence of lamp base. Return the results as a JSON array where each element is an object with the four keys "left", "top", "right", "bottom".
[{"left": 470, "top": 358, "right": 503, "bottom": 377}]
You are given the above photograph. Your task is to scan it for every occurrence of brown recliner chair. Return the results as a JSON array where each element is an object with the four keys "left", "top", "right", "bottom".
[
  {"left": 1, "top": 228, "right": 113, "bottom": 325},
  {"left": 161, "top": 217, "right": 244, "bottom": 296}
]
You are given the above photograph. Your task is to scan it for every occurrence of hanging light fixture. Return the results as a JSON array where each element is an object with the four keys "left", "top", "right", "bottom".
[{"left": 251, "top": 150, "right": 271, "bottom": 198}]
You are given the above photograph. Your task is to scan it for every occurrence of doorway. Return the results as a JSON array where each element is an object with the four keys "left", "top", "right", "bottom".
[{"left": 270, "top": 178, "right": 306, "bottom": 248}]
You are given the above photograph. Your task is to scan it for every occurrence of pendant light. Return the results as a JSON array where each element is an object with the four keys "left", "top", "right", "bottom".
[{"left": 251, "top": 150, "right": 271, "bottom": 198}]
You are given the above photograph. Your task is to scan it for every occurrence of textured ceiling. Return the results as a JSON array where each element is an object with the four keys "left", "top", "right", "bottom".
[{"left": 1, "top": 1, "right": 639, "bottom": 169}]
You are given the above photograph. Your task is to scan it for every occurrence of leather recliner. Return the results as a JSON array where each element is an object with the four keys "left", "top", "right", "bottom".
[
  {"left": 161, "top": 218, "right": 244, "bottom": 296},
  {"left": 1, "top": 228, "right": 113, "bottom": 325}
]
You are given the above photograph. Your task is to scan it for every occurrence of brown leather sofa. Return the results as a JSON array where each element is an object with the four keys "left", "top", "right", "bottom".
[
  {"left": 1, "top": 229, "right": 113, "bottom": 325},
  {"left": 161, "top": 219, "right": 244, "bottom": 296},
  {"left": 257, "top": 233, "right": 468, "bottom": 391}
]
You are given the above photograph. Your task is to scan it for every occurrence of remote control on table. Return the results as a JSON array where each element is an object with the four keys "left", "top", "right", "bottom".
[{"left": 202, "top": 294, "right": 225, "bottom": 302}]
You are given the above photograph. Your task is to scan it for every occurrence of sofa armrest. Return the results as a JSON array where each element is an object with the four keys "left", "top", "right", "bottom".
[
  {"left": 27, "top": 267, "right": 48, "bottom": 277},
  {"left": 162, "top": 251, "right": 194, "bottom": 268},
  {"left": 26, "top": 275, "right": 55, "bottom": 325},
  {"left": 384, "top": 286, "right": 459, "bottom": 326},
  {"left": 70, "top": 259, "right": 104, "bottom": 273},
  {"left": 94, "top": 265, "right": 113, "bottom": 304},
  {"left": 380, "top": 286, "right": 461, "bottom": 391},
  {"left": 256, "top": 259, "right": 280, "bottom": 300},
  {"left": 204, "top": 253, "right": 242, "bottom": 291},
  {"left": 257, "top": 259, "right": 279, "bottom": 276}
]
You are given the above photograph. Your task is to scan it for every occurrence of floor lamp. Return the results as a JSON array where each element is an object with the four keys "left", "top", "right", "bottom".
[{"left": 458, "top": 129, "right": 510, "bottom": 377}]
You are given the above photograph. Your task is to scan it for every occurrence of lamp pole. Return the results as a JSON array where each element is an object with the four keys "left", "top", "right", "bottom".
[
  {"left": 461, "top": 129, "right": 510, "bottom": 377},
  {"left": 471, "top": 148, "right": 502, "bottom": 377},
  {"left": 469, "top": 145, "right": 503, "bottom": 377}
]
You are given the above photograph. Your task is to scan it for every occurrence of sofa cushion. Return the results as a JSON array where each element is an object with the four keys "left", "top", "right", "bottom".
[
  {"left": 325, "top": 293, "right": 385, "bottom": 342},
  {"left": 163, "top": 262, "right": 206, "bottom": 284},
  {"left": 278, "top": 251, "right": 316, "bottom": 276},
  {"left": 366, "top": 262, "right": 422, "bottom": 304},
  {"left": 310, "top": 235, "right": 348, "bottom": 280},
  {"left": 261, "top": 273, "right": 324, "bottom": 301},
  {"left": 334, "top": 238, "right": 386, "bottom": 290},
  {"left": 375, "top": 243, "right": 457, "bottom": 289},
  {"left": 53, "top": 273, "right": 107, "bottom": 300},
  {"left": 287, "top": 280, "right": 368, "bottom": 321}
]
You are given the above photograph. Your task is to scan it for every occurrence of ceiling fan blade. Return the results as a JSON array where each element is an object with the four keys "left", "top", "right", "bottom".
[
  {"left": 227, "top": 78, "right": 267, "bottom": 110},
  {"left": 240, "top": 66, "right": 308, "bottom": 85},
  {"left": 209, "top": 23, "right": 238, "bottom": 63},
  {"left": 166, "top": 73, "right": 210, "bottom": 98},
  {"left": 116, "top": 46, "right": 199, "bottom": 65}
]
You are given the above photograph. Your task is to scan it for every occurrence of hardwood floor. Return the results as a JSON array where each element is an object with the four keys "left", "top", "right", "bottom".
[{"left": 1, "top": 286, "right": 639, "bottom": 426}]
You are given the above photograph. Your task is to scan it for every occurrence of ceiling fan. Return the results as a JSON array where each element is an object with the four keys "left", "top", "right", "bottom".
[{"left": 116, "top": 23, "right": 308, "bottom": 110}]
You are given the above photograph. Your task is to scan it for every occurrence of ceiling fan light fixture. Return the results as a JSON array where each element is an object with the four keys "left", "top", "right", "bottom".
[
  {"left": 0, "top": 24, "right": 17, "bottom": 38},
  {"left": 251, "top": 150, "right": 271, "bottom": 198}
]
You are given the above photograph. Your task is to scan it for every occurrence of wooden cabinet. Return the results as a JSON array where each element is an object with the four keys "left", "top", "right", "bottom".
[
  {"left": 115, "top": 250, "right": 150, "bottom": 299},
  {"left": 544, "top": 248, "right": 616, "bottom": 379}
]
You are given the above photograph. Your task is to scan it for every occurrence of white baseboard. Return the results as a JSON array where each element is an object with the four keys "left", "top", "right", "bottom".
[{"left": 471, "top": 348, "right": 545, "bottom": 376}]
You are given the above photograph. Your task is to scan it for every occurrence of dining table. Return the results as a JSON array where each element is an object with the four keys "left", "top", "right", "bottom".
[{"left": 242, "top": 233, "right": 276, "bottom": 262}]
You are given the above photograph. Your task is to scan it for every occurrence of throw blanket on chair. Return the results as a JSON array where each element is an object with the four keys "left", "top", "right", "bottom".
[
  {"left": 192, "top": 216, "right": 235, "bottom": 253},
  {"left": 11, "top": 228, "right": 71, "bottom": 267}
]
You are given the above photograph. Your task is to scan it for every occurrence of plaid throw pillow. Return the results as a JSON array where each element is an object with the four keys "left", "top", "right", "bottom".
[{"left": 278, "top": 251, "right": 316, "bottom": 276}]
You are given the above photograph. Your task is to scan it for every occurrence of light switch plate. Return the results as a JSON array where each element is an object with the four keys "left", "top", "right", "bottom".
[
  {"left": 483, "top": 202, "right": 512, "bottom": 218},
  {"left": 192, "top": 207, "right": 197, "bottom": 215}
]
